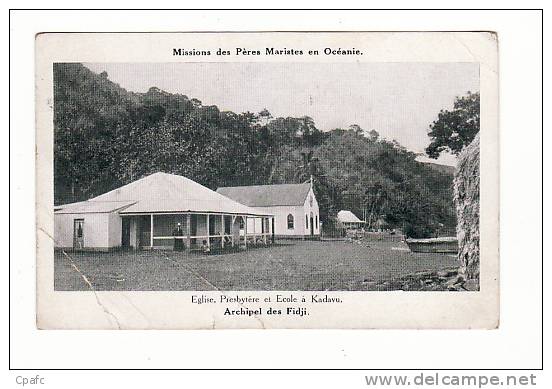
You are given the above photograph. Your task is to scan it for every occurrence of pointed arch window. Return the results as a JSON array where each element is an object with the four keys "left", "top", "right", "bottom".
[{"left": 287, "top": 214, "right": 294, "bottom": 229}]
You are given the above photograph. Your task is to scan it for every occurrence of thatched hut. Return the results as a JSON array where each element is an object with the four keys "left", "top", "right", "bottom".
[{"left": 453, "top": 134, "right": 480, "bottom": 283}]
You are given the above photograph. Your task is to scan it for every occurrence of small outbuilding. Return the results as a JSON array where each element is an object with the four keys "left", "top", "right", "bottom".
[
  {"left": 217, "top": 182, "right": 320, "bottom": 239},
  {"left": 54, "top": 172, "right": 274, "bottom": 251},
  {"left": 337, "top": 210, "right": 365, "bottom": 230}
]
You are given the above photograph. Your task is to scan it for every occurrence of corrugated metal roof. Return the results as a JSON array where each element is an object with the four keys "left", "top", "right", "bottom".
[
  {"left": 337, "top": 210, "right": 364, "bottom": 223},
  {"left": 85, "top": 172, "right": 272, "bottom": 216},
  {"left": 217, "top": 183, "right": 311, "bottom": 207},
  {"left": 54, "top": 200, "right": 136, "bottom": 214}
]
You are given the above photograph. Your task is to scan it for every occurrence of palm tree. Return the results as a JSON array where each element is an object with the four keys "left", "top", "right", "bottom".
[{"left": 295, "top": 150, "right": 320, "bottom": 183}]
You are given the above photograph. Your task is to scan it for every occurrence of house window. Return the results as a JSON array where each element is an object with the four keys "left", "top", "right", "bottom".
[
  {"left": 315, "top": 215, "right": 318, "bottom": 229},
  {"left": 287, "top": 214, "right": 294, "bottom": 229},
  {"left": 305, "top": 214, "right": 309, "bottom": 229}
]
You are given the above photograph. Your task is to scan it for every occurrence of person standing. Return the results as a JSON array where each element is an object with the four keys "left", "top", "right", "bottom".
[{"left": 173, "top": 222, "right": 184, "bottom": 251}]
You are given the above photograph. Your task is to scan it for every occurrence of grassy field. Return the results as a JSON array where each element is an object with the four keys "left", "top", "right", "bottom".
[{"left": 54, "top": 239, "right": 459, "bottom": 291}]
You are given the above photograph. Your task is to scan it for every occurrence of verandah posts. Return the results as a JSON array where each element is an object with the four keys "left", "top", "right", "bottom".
[
  {"left": 150, "top": 213, "right": 154, "bottom": 248},
  {"left": 252, "top": 216, "right": 256, "bottom": 244},
  {"left": 263, "top": 217, "right": 268, "bottom": 245},
  {"left": 231, "top": 215, "right": 236, "bottom": 247},
  {"left": 272, "top": 217, "right": 275, "bottom": 243},
  {"left": 206, "top": 213, "right": 210, "bottom": 249},
  {"left": 221, "top": 214, "right": 225, "bottom": 249},
  {"left": 186, "top": 213, "right": 191, "bottom": 250},
  {"left": 244, "top": 216, "right": 247, "bottom": 249}
]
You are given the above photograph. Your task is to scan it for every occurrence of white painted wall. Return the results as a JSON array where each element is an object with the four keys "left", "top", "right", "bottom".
[
  {"left": 246, "top": 217, "right": 264, "bottom": 234},
  {"left": 249, "top": 205, "right": 314, "bottom": 237},
  {"left": 108, "top": 212, "right": 122, "bottom": 247},
  {"left": 248, "top": 187, "right": 320, "bottom": 237},
  {"left": 303, "top": 187, "right": 320, "bottom": 236},
  {"left": 54, "top": 212, "right": 117, "bottom": 249},
  {"left": 54, "top": 212, "right": 276, "bottom": 249},
  {"left": 253, "top": 205, "right": 300, "bottom": 236}
]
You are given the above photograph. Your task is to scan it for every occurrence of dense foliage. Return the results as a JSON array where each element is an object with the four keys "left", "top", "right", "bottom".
[
  {"left": 425, "top": 91, "right": 480, "bottom": 159},
  {"left": 54, "top": 63, "right": 457, "bottom": 238}
]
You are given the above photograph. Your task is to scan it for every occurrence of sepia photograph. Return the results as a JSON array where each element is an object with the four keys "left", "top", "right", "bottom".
[
  {"left": 52, "top": 61, "right": 481, "bottom": 292},
  {"left": 33, "top": 31, "right": 500, "bottom": 330},
  {"left": 10, "top": 7, "right": 542, "bottom": 376}
]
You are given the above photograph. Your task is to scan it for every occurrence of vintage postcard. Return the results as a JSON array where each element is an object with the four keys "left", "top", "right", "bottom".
[{"left": 36, "top": 32, "right": 499, "bottom": 329}]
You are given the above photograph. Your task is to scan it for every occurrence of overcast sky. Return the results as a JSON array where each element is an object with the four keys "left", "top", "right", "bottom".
[{"left": 84, "top": 62, "right": 479, "bottom": 166}]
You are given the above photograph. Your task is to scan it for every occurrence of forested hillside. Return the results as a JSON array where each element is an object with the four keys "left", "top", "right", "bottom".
[{"left": 54, "top": 63, "right": 456, "bottom": 238}]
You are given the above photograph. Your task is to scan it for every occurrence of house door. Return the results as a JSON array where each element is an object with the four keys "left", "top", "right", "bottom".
[
  {"left": 310, "top": 212, "right": 314, "bottom": 236},
  {"left": 121, "top": 217, "right": 131, "bottom": 247},
  {"left": 73, "top": 219, "right": 84, "bottom": 250}
]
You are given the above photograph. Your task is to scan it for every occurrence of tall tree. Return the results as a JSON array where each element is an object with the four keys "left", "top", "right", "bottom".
[{"left": 426, "top": 91, "right": 480, "bottom": 159}]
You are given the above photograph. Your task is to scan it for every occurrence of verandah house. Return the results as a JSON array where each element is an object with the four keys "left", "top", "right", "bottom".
[{"left": 54, "top": 172, "right": 274, "bottom": 251}]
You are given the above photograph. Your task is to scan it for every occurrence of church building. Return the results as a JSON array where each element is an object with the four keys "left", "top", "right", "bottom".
[{"left": 217, "top": 181, "right": 320, "bottom": 239}]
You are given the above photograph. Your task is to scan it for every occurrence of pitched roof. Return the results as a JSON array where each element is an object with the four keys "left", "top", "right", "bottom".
[
  {"left": 216, "top": 183, "right": 311, "bottom": 207},
  {"left": 54, "top": 200, "right": 136, "bottom": 214},
  {"left": 56, "top": 172, "right": 272, "bottom": 216},
  {"left": 337, "top": 210, "right": 364, "bottom": 223}
]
